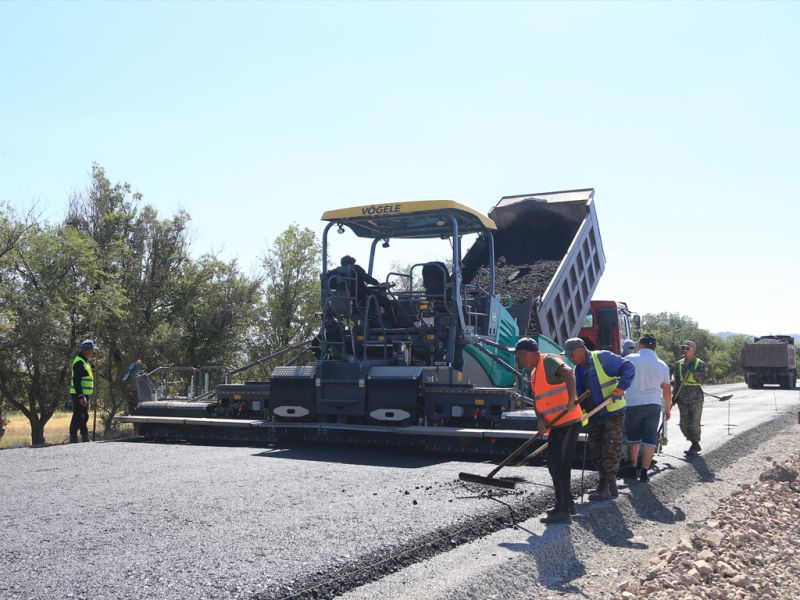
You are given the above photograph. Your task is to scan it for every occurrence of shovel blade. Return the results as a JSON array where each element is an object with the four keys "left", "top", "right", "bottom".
[{"left": 458, "top": 472, "right": 517, "bottom": 489}]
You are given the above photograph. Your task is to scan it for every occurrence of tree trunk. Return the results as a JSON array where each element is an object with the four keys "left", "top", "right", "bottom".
[{"left": 30, "top": 416, "right": 46, "bottom": 446}]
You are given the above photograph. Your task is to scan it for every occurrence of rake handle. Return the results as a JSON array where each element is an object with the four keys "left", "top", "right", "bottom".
[
  {"left": 520, "top": 395, "right": 615, "bottom": 464},
  {"left": 486, "top": 389, "right": 593, "bottom": 478}
]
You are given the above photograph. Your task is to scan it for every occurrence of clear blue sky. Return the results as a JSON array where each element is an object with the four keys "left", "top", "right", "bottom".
[{"left": 1, "top": 1, "right": 798, "bottom": 336}]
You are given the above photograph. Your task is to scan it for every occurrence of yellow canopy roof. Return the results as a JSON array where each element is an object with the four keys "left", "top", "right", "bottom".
[{"left": 321, "top": 200, "right": 496, "bottom": 239}]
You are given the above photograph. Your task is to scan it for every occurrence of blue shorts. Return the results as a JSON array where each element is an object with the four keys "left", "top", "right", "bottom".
[{"left": 625, "top": 404, "right": 662, "bottom": 448}]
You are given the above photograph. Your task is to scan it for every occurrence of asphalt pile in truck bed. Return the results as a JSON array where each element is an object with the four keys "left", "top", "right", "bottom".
[
  {"left": 462, "top": 209, "right": 578, "bottom": 303},
  {"left": 470, "top": 258, "right": 561, "bottom": 304}
]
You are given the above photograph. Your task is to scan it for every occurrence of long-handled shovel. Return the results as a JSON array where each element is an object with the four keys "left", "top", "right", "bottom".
[
  {"left": 705, "top": 391, "right": 733, "bottom": 402},
  {"left": 458, "top": 391, "right": 606, "bottom": 490},
  {"left": 656, "top": 418, "right": 668, "bottom": 454}
]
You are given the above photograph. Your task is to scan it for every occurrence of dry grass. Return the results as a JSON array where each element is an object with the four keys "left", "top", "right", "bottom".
[{"left": 0, "top": 410, "right": 132, "bottom": 448}]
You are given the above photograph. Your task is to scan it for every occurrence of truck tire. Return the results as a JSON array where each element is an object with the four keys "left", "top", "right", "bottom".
[
  {"left": 747, "top": 375, "right": 762, "bottom": 389},
  {"left": 779, "top": 373, "right": 792, "bottom": 389}
]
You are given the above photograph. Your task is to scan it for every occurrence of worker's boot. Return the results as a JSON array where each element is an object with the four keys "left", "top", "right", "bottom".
[
  {"left": 621, "top": 465, "right": 639, "bottom": 480},
  {"left": 609, "top": 479, "right": 619, "bottom": 498},
  {"left": 685, "top": 442, "right": 701, "bottom": 455},
  {"left": 69, "top": 436, "right": 79, "bottom": 444},
  {"left": 540, "top": 510, "right": 572, "bottom": 525},
  {"left": 588, "top": 479, "right": 612, "bottom": 501},
  {"left": 547, "top": 500, "right": 577, "bottom": 516}
]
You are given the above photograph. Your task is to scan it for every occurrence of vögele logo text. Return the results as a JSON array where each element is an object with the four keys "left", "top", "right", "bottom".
[{"left": 361, "top": 204, "right": 401, "bottom": 216}]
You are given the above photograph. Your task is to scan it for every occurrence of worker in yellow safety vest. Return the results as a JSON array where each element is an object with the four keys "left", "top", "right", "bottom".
[
  {"left": 564, "top": 337, "right": 635, "bottom": 501},
  {"left": 511, "top": 337, "right": 581, "bottom": 525},
  {"left": 673, "top": 340, "right": 707, "bottom": 455},
  {"left": 69, "top": 339, "right": 98, "bottom": 443}
]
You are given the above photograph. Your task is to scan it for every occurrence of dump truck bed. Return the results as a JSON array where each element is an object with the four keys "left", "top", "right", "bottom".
[
  {"left": 742, "top": 339, "right": 796, "bottom": 369},
  {"left": 462, "top": 189, "right": 605, "bottom": 346}
]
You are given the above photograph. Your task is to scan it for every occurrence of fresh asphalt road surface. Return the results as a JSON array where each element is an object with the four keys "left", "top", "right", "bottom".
[{"left": 1, "top": 384, "right": 797, "bottom": 600}]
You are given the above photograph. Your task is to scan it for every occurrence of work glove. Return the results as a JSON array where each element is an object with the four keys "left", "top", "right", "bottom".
[
  {"left": 78, "top": 395, "right": 88, "bottom": 407},
  {"left": 611, "top": 387, "right": 625, "bottom": 401}
]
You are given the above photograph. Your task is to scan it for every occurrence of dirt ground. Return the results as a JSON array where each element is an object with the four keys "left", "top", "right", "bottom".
[{"left": 0, "top": 410, "right": 133, "bottom": 448}]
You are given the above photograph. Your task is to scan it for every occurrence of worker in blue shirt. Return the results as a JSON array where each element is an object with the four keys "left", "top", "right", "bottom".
[{"left": 563, "top": 337, "right": 635, "bottom": 501}]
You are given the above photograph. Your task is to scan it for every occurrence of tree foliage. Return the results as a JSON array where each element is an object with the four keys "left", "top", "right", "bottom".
[
  {"left": 257, "top": 224, "right": 320, "bottom": 348},
  {"left": 0, "top": 167, "right": 329, "bottom": 445},
  {"left": 0, "top": 222, "right": 99, "bottom": 444}
]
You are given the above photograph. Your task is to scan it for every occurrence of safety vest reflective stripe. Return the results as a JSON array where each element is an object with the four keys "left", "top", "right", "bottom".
[
  {"left": 69, "top": 355, "right": 94, "bottom": 395},
  {"left": 532, "top": 354, "right": 583, "bottom": 428},
  {"left": 678, "top": 360, "right": 700, "bottom": 386},
  {"left": 591, "top": 351, "right": 625, "bottom": 412},
  {"left": 540, "top": 403, "right": 572, "bottom": 416},
  {"left": 533, "top": 386, "right": 567, "bottom": 401}
]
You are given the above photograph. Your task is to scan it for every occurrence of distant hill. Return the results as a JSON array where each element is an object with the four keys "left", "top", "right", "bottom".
[
  {"left": 714, "top": 331, "right": 751, "bottom": 340},
  {"left": 715, "top": 332, "right": 800, "bottom": 344}
]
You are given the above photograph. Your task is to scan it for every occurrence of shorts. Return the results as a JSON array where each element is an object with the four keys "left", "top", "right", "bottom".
[{"left": 625, "top": 403, "right": 662, "bottom": 448}]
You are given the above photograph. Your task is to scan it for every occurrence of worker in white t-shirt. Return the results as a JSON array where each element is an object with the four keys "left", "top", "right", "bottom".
[{"left": 621, "top": 333, "right": 672, "bottom": 482}]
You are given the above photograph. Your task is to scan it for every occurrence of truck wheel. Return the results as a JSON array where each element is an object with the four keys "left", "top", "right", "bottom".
[
  {"left": 747, "top": 375, "right": 762, "bottom": 389},
  {"left": 779, "top": 374, "right": 791, "bottom": 389}
]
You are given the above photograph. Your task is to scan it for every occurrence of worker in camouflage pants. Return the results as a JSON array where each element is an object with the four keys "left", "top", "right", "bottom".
[
  {"left": 563, "top": 337, "right": 635, "bottom": 501},
  {"left": 586, "top": 411, "right": 626, "bottom": 488},
  {"left": 673, "top": 340, "right": 707, "bottom": 456}
]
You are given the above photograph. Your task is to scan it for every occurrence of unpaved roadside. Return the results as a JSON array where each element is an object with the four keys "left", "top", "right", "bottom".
[{"left": 612, "top": 451, "right": 800, "bottom": 600}]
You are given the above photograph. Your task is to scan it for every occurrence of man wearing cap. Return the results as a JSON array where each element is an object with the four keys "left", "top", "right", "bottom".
[
  {"left": 621, "top": 340, "right": 636, "bottom": 357},
  {"left": 673, "top": 340, "right": 706, "bottom": 455},
  {"left": 622, "top": 334, "right": 672, "bottom": 481},
  {"left": 334, "top": 255, "right": 405, "bottom": 327},
  {"left": 563, "top": 337, "right": 635, "bottom": 501},
  {"left": 511, "top": 337, "right": 582, "bottom": 524},
  {"left": 69, "top": 339, "right": 98, "bottom": 443}
]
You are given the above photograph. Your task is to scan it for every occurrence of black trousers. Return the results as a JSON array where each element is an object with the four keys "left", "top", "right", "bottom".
[
  {"left": 547, "top": 422, "right": 581, "bottom": 511},
  {"left": 69, "top": 394, "right": 89, "bottom": 441}
]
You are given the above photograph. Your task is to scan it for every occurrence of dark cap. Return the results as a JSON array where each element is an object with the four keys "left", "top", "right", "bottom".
[
  {"left": 622, "top": 339, "right": 636, "bottom": 350},
  {"left": 681, "top": 340, "right": 696, "bottom": 349},
  {"left": 562, "top": 338, "right": 586, "bottom": 354},
  {"left": 639, "top": 333, "right": 657, "bottom": 348},
  {"left": 508, "top": 337, "right": 539, "bottom": 353}
]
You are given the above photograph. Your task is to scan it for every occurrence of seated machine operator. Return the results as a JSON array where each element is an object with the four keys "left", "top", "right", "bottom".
[{"left": 337, "top": 256, "right": 409, "bottom": 328}]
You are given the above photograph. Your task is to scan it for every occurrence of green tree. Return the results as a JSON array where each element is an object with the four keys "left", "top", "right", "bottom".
[
  {"left": 707, "top": 334, "right": 750, "bottom": 383},
  {"left": 0, "top": 222, "right": 100, "bottom": 444},
  {"left": 248, "top": 224, "right": 321, "bottom": 378},
  {"left": 172, "top": 254, "right": 262, "bottom": 369},
  {"left": 0, "top": 203, "right": 37, "bottom": 435},
  {"left": 66, "top": 164, "right": 192, "bottom": 433}
]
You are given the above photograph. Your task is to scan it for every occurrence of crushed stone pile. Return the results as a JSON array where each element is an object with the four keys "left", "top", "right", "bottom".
[{"left": 613, "top": 457, "right": 800, "bottom": 600}]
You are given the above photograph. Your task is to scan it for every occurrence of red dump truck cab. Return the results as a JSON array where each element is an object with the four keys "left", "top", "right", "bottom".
[{"left": 578, "top": 300, "right": 640, "bottom": 354}]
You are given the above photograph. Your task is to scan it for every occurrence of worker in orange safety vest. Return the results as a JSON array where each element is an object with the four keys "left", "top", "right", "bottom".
[{"left": 511, "top": 337, "right": 581, "bottom": 525}]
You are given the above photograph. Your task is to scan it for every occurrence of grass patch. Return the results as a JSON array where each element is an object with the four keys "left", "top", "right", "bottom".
[{"left": 0, "top": 410, "right": 133, "bottom": 449}]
